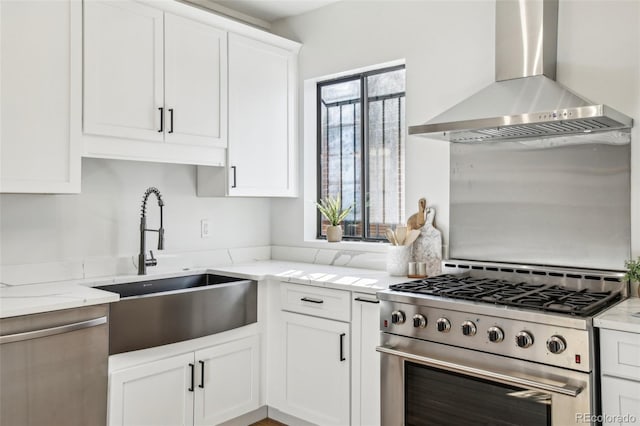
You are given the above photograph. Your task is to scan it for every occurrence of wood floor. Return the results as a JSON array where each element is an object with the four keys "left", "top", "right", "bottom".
[{"left": 249, "top": 418, "right": 287, "bottom": 426}]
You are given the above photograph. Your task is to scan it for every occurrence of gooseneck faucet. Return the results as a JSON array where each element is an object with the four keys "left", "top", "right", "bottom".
[{"left": 138, "top": 187, "right": 165, "bottom": 275}]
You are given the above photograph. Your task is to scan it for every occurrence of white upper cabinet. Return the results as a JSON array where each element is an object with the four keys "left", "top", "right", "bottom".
[
  {"left": 83, "top": 1, "right": 164, "bottom": 142},
  {"left": 226, "top": 34, "right": 298, "bottom": 197},
  {"left": 3, "top": 0, "right": 300, "bottom": 191},
  {"left": 0, "top": 0, "right": 81, "bottom": 193},
  {"left": 82, "top": 0, "right": 228, "bottom": 166},
  {"left": 164, "top": 13, "right": 227, "bottom": 148}
]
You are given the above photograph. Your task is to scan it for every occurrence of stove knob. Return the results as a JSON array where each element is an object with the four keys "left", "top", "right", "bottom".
[
  {"left": 547, "top": 335, "right": 566, "bottom": 354},
  {"left": 516, "top": 331, "right": 534, "bottom": 348},
  {"left": 412, "top": 314, "right": 427, "bottom": 328},
  {"left": 487, "top": 326, "right": 504, "bottom": 343},
  {"left": 436, "top": 318, "right": 451, "bottom": 333},
  {"left": 461, "top": 321, "right": 477, "bottom": 336},
  {"left": 391, "top": 311, "right": 406, "bottom": 325}
]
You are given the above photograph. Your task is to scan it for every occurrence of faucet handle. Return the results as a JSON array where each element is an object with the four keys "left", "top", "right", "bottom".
[{"left": 146, "top": 250, "right": 158, "bottom": 267}]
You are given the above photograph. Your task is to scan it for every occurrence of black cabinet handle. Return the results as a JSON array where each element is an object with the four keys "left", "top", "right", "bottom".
[
  {"left": 158, "top": 107, "right": 164, "bottom": 133},
  {"left": 354, "top": 297, "right": 380, "bottom": 304},
  {"left": 198, "top": 360, "right": 205, "bottom": 389},
  {"left": 339, "top": 333, "right": 346, "bottom": 361},
  {"left": 168, "top": 108, "right": 174, "bottom": 133},
  {"left": 231, "top": 166, "right": 237, "bottom": 188},
  {"left": 188, "top": 363, "right": 194, "bottom": 392},
  {"left": 301, "top": 297, "right": 323, "bottom": 304}
]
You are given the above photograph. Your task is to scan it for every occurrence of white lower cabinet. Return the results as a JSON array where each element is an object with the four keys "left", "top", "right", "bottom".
[
  {"left": 108, "top": 335, "right": 259, "bottom": 426},
  {"left": 600, "top": 328, "right": 640, "bottom": 426},
  {"left": 279, "top": 312, "right": 350, "bottom": 425},
  {"left": 269, "top": 282, "right": 380, "bottom": 426},
  {"left": 268, "top": 283, "right": 351, "bottom": 425},
  {"left": 194, "top": 336, "right": 260, "bottom": 425},
  {"left": 601, "top": 376, "right": 640, "bottom": 425},
  {"left": 351, "top": 293, "right": 381, "bottom": 426},
  {"left": 109, "top": 282, "right": 382, "bottom": 426},
  {"left": 109, "top": 353, "right": 194, "bottom": 426}
]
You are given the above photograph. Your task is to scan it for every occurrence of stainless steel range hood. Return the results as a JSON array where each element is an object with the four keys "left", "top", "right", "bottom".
[{"left": 409, "top": 0, "right": 633, "bottom": 143}]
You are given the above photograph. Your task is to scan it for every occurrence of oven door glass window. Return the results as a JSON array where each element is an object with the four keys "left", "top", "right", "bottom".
[{"left": 405, "top": 362, "right": 551, "bottom": 426}]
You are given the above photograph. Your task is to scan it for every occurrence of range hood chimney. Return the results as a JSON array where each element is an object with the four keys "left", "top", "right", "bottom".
[{"left": 409, "top": 0, "right": 633, "bottom": 142}]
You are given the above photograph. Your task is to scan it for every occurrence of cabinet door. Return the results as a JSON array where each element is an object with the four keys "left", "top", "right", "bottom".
[
  {"left": 164, "top": 13, "right": 227, "bottom": 148},
  {"left": 601, "top": 329, "right": 640, "bottom": 381},
  {"left": 352, "top": 294, "right": 381, "bottom": 426},
  {"left": 280, "top": 312, "right": 350, "bottom": 426},
  {"left": 227, "top": 34, "right": 297, "bottom": 197},
  {"left": 194, "top": 335, "right": 260, "bottom": 425},
  {"left": 601, "top": 376, "right": 640, "bottom": 426},
  {"left": 0, "top": 0, "right": 81, "bottom": 193},
  {"left": 84, "top": 0, "right": 164, "bottom": 142},
  {"left": 108, "top": 353, "right": 194, "bottom": 426}
]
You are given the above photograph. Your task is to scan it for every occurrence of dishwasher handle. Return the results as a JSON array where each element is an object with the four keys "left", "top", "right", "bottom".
[{"left": 0, "top": 316, "right": 107, "bottom": 344}]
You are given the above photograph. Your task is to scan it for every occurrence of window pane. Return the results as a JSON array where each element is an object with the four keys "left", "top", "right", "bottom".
[
  {"left": 368, "top": 68, "right": 406, "bottom": 98},
  {"left": 367, "top": 69, "right": 405, "bottom": 239},
  {"left": 319, "top": 79, "right": 362, "bottom": 238},
  {"left": 322, "top": 79, "right": 360, "bottom": 104},
  {"left": 317, "top": 66, "right": 405, "bottom": 241}
]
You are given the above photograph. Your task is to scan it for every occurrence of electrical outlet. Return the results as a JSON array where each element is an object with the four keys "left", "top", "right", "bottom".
[{"left": 201, "top": 219, "right": 211, "bottom": 238}]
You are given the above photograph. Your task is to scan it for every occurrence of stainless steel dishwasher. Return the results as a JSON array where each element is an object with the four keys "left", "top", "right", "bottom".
[{"left": 0, "top": 304, "right": 109, "bottom": 426}]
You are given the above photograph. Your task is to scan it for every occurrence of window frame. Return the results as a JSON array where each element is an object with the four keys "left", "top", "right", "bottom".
[{"left": 316, "top": 64, "right": 406, "bottom": 242}]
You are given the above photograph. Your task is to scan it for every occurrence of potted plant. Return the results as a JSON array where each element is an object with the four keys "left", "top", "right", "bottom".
[
  {"left": 624, "top": 257, "right": 640, "bottom": 297},
  {"left": 316, "top": 195, "right": 353, "bottom": 242}
]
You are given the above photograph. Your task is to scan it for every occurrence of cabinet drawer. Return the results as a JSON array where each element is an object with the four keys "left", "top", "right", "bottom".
[
  {"left": 601, "top": 329, "right": 640, "bottom": 381},
  {"left": 280, "top": 283, "right": 350, "bottom": 322}
]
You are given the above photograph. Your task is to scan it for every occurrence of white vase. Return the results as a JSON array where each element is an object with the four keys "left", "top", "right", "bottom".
[
  {"left": 326, "top": 225, "right": 343, "bottom": 242},
  {"left": 387, "top": 245, "right": 411, "bottom": 276}
]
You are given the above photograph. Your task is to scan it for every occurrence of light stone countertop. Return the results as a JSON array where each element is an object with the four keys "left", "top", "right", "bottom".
[
  {"left": 594, "top": 298, "right": 640, "bottom": 334},
  {"left": 0, "top": 260, "right": 409, "bottom": 319},
  {"left": 0, "top": 281, "right": 119, "bottom": 319}
]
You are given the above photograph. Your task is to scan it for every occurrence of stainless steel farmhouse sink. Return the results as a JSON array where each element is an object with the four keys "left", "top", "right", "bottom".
[{"left": 95, "top": 274, "right": 257, "bottom": 355}]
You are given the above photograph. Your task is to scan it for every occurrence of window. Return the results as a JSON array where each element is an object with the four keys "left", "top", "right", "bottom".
[{"left": 317, "top": 65, "right": 405, "bottom": 241}]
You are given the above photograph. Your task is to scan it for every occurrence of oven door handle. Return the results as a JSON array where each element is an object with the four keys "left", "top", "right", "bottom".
[{"left": 376, "top": 345, "right": 582, "bottom": 397}]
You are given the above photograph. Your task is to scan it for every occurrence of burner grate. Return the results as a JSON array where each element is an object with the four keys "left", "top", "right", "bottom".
[
  {"left": 510, "top": 286, "right": 619, "bottom": 316},
  {"left": 389, "top": 274, "right": 620, "bottom": 316}
]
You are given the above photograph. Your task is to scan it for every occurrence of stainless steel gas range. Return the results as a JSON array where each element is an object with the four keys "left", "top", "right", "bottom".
[{"left": 377, "top": 261, "right": 628, "bottom": 426}]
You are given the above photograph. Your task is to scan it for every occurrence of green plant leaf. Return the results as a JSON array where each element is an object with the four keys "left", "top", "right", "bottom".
[
  {"left": 316, "top": 195, "right": 353, "bottom": 226},
  {"left": 624, "top": 256, "right": 640, "bottom": 282}
]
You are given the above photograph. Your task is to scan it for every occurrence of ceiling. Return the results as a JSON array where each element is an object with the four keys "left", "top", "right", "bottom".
[{"left": 206, "top": 0, "right": 341, "bottom": 22}]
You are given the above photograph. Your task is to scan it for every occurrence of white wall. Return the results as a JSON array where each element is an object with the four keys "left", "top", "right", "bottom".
[
  {"left": 0, "top": 158, "right": 271, "bottom": 265},
  {"left": 1, "top": 0, "right": 637, "bottom": 271},
  {"left": 270, "top": 0, "right": 640, "bottom": 260},
  {"left": 556, "top": 0, "right": 640, "bottom": 258}
]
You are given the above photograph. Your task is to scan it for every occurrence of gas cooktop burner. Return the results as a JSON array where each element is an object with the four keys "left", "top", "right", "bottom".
[{"left": 389, "top": 274, "right": 621, "bottom": 316}]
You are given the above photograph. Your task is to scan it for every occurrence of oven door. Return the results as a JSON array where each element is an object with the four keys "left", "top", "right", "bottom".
[{"left": 378, "top": 333, "right": 594, "bottom": 426}]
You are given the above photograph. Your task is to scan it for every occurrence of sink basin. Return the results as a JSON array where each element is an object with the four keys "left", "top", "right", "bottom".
[
  {"left": 95, "top": 274, "right": 245, "bottom": 298},
  {"left": 95, "top": 274, "right": 256, "bottom": 355}
]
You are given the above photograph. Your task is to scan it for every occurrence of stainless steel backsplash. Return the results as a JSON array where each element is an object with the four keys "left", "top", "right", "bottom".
[{"left": 450, "top": 131, "right": 631, "bottom": 270}]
